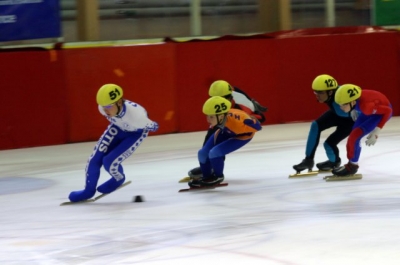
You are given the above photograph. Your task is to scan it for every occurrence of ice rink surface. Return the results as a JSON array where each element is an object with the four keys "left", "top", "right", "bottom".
[{"left": 1, "top": 117, "right": 400, "bottom": 265}]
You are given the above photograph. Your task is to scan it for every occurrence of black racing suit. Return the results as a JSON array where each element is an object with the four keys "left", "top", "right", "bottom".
[{"left": 305, "top": 91, "right": 354, "bottom": 163}]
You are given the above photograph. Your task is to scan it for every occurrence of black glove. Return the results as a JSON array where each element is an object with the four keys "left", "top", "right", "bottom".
[
  {"left": 254, "top": 111, "right": 266, "bottom": 123},
  {"left": 251, "top": 99, "right": 268, "bottom": 113}
]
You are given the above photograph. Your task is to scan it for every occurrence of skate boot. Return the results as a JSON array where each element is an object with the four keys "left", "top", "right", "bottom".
[
  {"left": 97, "top": 176, "right": 125, "bottom": 194},
  {"left": 69, "top": 188, "right": 96, "bottom": 202},
  {"left": 316, "top": 158, "right": 341, "bottom": 171},
  {"left": 293, "top": 158, "right": 314, "bottom": 173},
  {"left": 188, "top": 178, "right": 202, "bottom": 188},
  {"left": 188, "top": 174, "right": 224, "bottom": 188},
  {"left": 200, "top": 174, "right": 224, "bottom": 187},
  {"left": 188, "top": 167, "right": 203, "bottom": 179},
  {"left": 69, "top": 177, "right": 98, "bottom": 202},
  {"left": 332, "top": 162, "right": 359, "bottom": 176}
]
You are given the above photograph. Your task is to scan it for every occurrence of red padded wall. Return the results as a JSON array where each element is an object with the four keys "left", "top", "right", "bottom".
[
  {"left": 0, "top": 27, "right": 399, "bottom": 150},
  {"left": 272, "top": 32, "right": 400, "bottom": 122},
  {"left": 174, "top": 38, "right": 281, "bottom": 132},
  {"left": 0, "top": 49, "right": 67, "bottom": 149},
  {"left": 174, "top": 30, "right": 400, "bottom": 132},
  {"left": 61, "top": 43, "right": 177, "bottom": 142}
]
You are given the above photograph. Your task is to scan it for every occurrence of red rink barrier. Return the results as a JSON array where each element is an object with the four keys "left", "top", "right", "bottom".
[{"left": 0, "top": 27, "right": 399, "bottom": 149}]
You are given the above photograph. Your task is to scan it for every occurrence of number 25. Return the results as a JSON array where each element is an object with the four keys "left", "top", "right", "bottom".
[{"left": 214, "top": 103, "right": 228, "bottom": 113}]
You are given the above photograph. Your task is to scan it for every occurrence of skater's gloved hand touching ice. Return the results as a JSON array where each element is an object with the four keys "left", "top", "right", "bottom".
[{"left": 365, "top": 127, "right": 380, "bottom": 146}]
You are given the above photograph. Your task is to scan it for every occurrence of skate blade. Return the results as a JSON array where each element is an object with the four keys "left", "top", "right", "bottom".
[
  {"left": 92, "top": 180, "right": 132, "bottom": 201},
  {"left": 179, "top": 182, "right": 228, "bottom": 192},
  {"left": 179, "top": 176, "right": 191, "bottom": 183},
  {"left": 317, "top": 169, "right": 333, "bottom": 173},
  {"left": 60, "top": 199, "right": 94, "bottom": 206},
  {"left": 289, "top": 171, "right": 319, "bottom": 178},
  {"left": 324, "top": 174, "right": 362, "bottom": 181}
]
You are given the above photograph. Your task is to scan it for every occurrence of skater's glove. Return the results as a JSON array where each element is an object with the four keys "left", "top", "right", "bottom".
[
  {"left": 350, "top": 109, "right": 359, "bottom": 121},
  {"left": 147, "top": 122, "right": 159, "bottom": 132},
  {"left": 365, "top": 127, "right": 381, "bottom": 146},
  {"left": 251, "top": 99, "right": 268, "bottom": 113}
]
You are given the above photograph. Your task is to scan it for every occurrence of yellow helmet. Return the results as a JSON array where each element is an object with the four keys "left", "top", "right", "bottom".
[
  {"left": 312, "top": 74, "right": 338, "bottom": 91},
  {"left": 208, "top": 80, "right": 233, "bottom": 97},
  {"left": 335, "top": 84, "right": 362, "bottom": 105},
  {"left": 96, "top": 84, "right": 123, "bottom": 106},
  {"left": 202, "top": 96, "right": 232, "bottom": 115}
]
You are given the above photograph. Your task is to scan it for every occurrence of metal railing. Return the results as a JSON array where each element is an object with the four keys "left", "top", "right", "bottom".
[{"left": 60, "top": 0, "right": 358, "bottom": 20}]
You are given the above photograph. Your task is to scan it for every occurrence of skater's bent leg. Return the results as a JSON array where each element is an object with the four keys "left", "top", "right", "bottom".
[
  {"left": 346, "top": 127, "right": 364, "bottom": 163},
  {"left": 69, "top": 142, "right": 104, "bottom": 202},
  {"left": 97, "top": 130, "right": 149, "bottom": 194},
  {"left": 324, "top": 123, "right": 352, "bottom": 162},
  {"left": 198, "top": 147, "right": 212, "bottom": 178},
  {"left": 209, "top": 138, "right": 251, "bottom": 176},
  {"left": 198, "top": 133, "right": 218, "bottom": 178},
  {"left": 188, "top": 127, "right": 219, "bottom": 178},
  {"left": 348, "top": 115, "right": 380, "bottom": 163},
  {"left": 209, "top": 156, "right": 224, "bottom": 177},
  {"left": 323, "top": 141, "right": 339, "bottom": 163},
  {"left": 305, "top": 121, "right": 321, "bottom": 159}
]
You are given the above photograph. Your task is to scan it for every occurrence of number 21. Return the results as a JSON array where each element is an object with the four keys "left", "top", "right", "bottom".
[{"left": 347, "top": 87, "right": 359, "bottom": 98}]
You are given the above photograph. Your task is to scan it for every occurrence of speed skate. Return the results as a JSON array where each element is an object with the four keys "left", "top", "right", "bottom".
[
  {"left": 323, "top": 174, "right": 362, "bottom": 181},
  {"left": 289, "top": 170, "right": 331, "bottom": 178},
  {"left": 60, "top": 180, "right": 132, "bottom": 206},
  {"left": 179, "top": 182, "right": 228, "bottom": 192}
]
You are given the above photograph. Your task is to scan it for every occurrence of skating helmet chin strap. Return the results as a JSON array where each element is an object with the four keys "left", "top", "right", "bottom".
[
  {"left": 115, "top": 99, "right": 125, "bottom": 117},
  {"left": 349, "top": 100, "right": 357, "bottom": 111},
  {"left": 325, "top": 89, "right": 336, "bottom": 103},
  {"left": 216, "top": 114, "right": 228, "bottom": 128}
]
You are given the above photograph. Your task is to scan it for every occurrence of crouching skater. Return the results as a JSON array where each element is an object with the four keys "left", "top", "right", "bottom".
[{"left": 189, "top": 96, "right": 262, "bottom": 188}]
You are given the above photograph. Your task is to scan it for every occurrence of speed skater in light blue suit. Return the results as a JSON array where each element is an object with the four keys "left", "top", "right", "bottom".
[
  {"left": 332, "top": 84, "right": 392, "bottom": 176},
  {"left": 293, "top": 74, "right": 354, "bottom": 174},
  {"left": 68, "top": 84, "right": 158, "bottom": 202}
]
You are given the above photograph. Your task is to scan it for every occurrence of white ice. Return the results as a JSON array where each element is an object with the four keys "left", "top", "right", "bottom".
[{"left": 1, "top": 117, "right": 400, "bottom": 265}]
